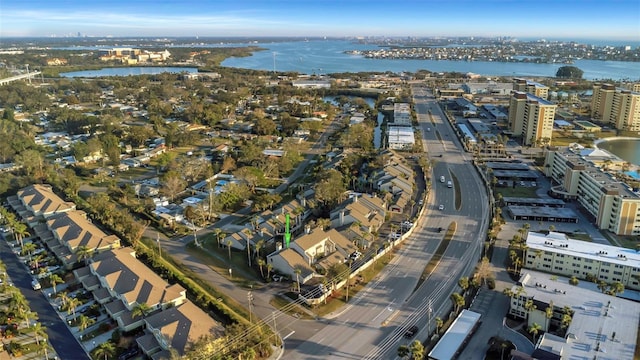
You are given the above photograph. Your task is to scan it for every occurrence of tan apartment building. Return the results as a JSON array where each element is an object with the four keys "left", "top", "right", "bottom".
[
  {"left": 513, "top": 78, "right": 549, "bottom": 100},
  {"left": 544, "top": 147, "right": 640, "bottom": 235},
  {"left": 524, "top": 232, "right": 640, "bottom": 290},
  {"left": 508, "top": 91, "right": 556, "bottom": 145},
  {"left": 591, "top": 83, "right": 640, "bottom": 131}
]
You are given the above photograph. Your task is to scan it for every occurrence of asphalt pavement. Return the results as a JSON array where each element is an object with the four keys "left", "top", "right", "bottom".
[{"left": 0, "top": 236, "right": 89, "bottom": 360}]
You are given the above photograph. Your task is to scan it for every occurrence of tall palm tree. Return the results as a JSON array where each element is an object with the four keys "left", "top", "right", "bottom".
[
  {"left": 451, "top": 293, "right": 465, "bottom": 314},
  {"left": 227, "top": 240, "right": 233, "bottom": 262},
  {"left": 57, "top": 291, "right": 71, "bottom": 309},
  {"left": 132, "top": 302, "right": 152, "bottom": 319},
  {"left": 77, "top": 314, "right": 96, "bottom": 332},
  {"left": 13, "top": 222, "right": 29, "bottom": 251},
  {"left": 528, "top": 323, "right": 542, "bottom": 344},
  {"left": 545, "top": 301, "right": 554, "bottom": 332},
  {"left": 31, "top": 322, "right": 46, "bottom": 346},
  {"left": 266, "top": 263, "right": 273, "bottom": 279},
  {"left": 75, "top": 246, "right": 93, "bottom": 266},
  {"left": 36, "top": 340, "right": 50, "bottom": 360},
  {"left": 435, "top": 317, "right": 444, "bottom": 334},
  {"left": 93, "top": 341, "right": 116, "bottom": 360},
  {"left": 257, "top": 259, "right": 265, "bottom": 278},
  {"left": 67, "top": 297, "right": 82, "bottom": 318},
  {"left": 22, "top": 242, "right": 36, "bottom": 260},
  {"left": 48, "top": 273, "right": 64, "bottom": 295}
]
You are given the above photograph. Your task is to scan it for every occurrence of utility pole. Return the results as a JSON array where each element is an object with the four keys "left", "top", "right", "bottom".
[
  {"left": 247, "top": 287, "right": 254, "bottom": 323},
  {"left": 25, "top": 64, "right": 31, "bottom": 85},
  {"left": 156, "top": 232, "right": 161, "bottom": 259},
  {"left": 428, "top": 299, "right": 433, "bottom": 335}
]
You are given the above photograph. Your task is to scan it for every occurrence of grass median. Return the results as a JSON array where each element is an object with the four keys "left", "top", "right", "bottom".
[{"left": 414, "top": 221, "right": 457, "bottom": 292}]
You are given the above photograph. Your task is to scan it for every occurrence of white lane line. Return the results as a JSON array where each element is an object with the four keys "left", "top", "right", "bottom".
[{"left": 283, "top": 331, "right": 295, "bottom": 340}]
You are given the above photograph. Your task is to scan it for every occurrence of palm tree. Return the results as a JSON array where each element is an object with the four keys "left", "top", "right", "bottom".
[
  {"left": 451, "top": 293, "right": 465, "bottom": 314},
  {"left": 226, "top": 240, "right": 233, "bottom": 262},
  {"left": 13, "top": 222, "right": 29, "bottom": 251},
  {"left": 257, "top": 259, "right": 265, "bottom": 278},
  {"left": 94, "top": 341, "right": 116, "bottom": 360},
  {"left": 528, "top": 323, "right": 542, "bottom": 344},
  {"left": 21, "top": 310, "right": 36, "bottom": 330},
  {"left": 435, "top": 317, "right": 443, "bottom": 334},
  {"left": 31, "top": 322, "right": 46, "bottom": 346},
  {"left": 57, "top": 291, "right": 71, "bottom": 309},
  {"left": 48, "top": 273, "right": 63, "bottom": 295},
  {"left": 458, "top": 277, "right": 469, "bottom": 295},
  {"left": 545, "top": 301, "right": 554, "bottom": 332},
  {"left": 397, "top": 344, "right": 410, "bottom": 359},
  {"left": 132, "top": 302, "right": 152, "bottom": 319},
  {"left": 76, "top": 245, "right": 94, "bottom": 266},
  {"left": 66, "top": 297, "right": 82, "bottom": 318},
  {"left": 524, "top": 299, "right": 537, "bottom": 319},
  {"left": 22, "top": 242, "right": 36, "bottom": 260},
  {"left": 35, "top": 340, "right": 50, "bottom": 360},
  {"left": 409, "top": 340, "right": 425, "bottom": 360},
  {"left": 77, "top": 314, "right": 96, "bottom": 332}
]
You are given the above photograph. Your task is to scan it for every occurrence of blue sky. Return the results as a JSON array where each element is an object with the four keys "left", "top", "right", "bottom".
[{"left": 1, "top": 0, "right": 639, "bottom": 40}]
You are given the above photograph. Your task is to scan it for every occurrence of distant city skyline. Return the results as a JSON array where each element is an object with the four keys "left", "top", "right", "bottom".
[{"left": 1, "top": 0, "right": 639, "bottom": 41}]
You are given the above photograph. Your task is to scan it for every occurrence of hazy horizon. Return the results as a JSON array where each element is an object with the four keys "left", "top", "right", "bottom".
[{"left": 2, "top": 0, "right": 639, "bottom": 41}]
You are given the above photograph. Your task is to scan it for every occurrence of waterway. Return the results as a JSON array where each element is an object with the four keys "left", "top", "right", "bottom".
[
  {"left": 597, "top": 138, "right": 640, "bottom": 166},
  {"left": 323, "top": 95, "right": 384, "bottom": 148},
  {"left": 60, "top": 67, "right": 198, "bottom": 78},
  {"left": 221, "top": 40, "right": 640, "bottom": 81}
]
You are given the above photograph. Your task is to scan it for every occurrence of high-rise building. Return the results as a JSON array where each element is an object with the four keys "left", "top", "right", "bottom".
[
  {"left": 591, "top": 83, "right": 640, "bottom": 131},
  {"left": 508, "top": 91, "right": 556, "bottom": 145},
  {"left": 513, "top": 78, "right": 549, "bottom": 100}
]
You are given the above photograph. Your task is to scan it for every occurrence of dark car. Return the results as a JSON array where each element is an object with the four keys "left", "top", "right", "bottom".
[
  {"left": 404, "top": 325, "right": 419, "bottom": 338},
  {"left": 118, "top": 347, "right": 139, "bottom": 360}
]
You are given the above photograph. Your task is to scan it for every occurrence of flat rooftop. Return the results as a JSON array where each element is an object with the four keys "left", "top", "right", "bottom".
[
  {"left": 507, "top": 206, "right": 578, "bottom": 219},
  {"left": 516, "top": 269, "right": 640, "bottom": 360},
  {"left": 502, "top": 197, "right": 565, "bottom": 206}
]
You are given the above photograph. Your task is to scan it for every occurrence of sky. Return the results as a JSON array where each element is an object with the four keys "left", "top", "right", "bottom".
[{"left": 1, "top": 0, "right": 639, "bottom": 40}]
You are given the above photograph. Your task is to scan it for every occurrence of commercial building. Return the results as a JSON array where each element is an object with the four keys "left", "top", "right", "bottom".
[
  {"left": 544, "top": 147, "right": 640, "bottom": 236},
  {"left": 387, "top": 126, "right": 415, "bottom": 150},
  {"left": 591, "top": 83, "right": 640, "bottom": 131},
  {"left": 428, "top": 310, "right": 481, "bottom": 360},
  {"left": 508, "top": 270, "right": 640, "bottom": 360},
  {"left": 392, "top": 103, "right": 412, "bottom": 125},
  {"left": 508, "top": 91, "right": 556, "bottom": 146},
  {"left": 523, "top": 232, "right": 640, "bottom": 291},
  {"left": 513, "top": 78, "right": 549, "bottom": 100}
]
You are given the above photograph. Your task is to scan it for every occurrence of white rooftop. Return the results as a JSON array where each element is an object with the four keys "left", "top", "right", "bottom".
[
  {"left": 517, "top": 270, "right": 640, "bottom": 360},
  {"left": 526, "top": 231, "right": 640, "bottom": 268},
  {"left": 428, "top": 310, "right": 481, "bottom": 360}
]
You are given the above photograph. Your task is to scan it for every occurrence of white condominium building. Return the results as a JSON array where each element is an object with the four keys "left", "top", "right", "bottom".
[
  {"left": 513, "top": 78, "right": 549, "bottom": 100},
  {"left": 524, "top": 232, "right": 640, "bottom": 291},
  {"left": 544, "top": 147, "right": 640, "bottom": 236}
]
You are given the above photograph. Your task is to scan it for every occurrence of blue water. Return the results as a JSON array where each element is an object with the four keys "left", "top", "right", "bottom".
[
  {"left": 221, "top": 40, "right": 640, "bottom": 81},
  {"left": 626, "top": 171, "right": 640, "bottom": 180},
  {"left": 597, "top": 139, "right": 640, "bottom": 166},
  {"left": 61, "top": 67, "right": 198, "bottom": 78}
]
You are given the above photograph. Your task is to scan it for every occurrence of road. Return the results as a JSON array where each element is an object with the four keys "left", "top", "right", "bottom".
[
  {"left": 0, "top": 234, "right": 89, "bottom": 360},
  {"left": 285, "top": 87, "right": 489, "bottom": 359}
]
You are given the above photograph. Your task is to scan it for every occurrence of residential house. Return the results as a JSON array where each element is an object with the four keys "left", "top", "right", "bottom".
[{"left": 330, "top": 196, "right": 386, "bottom": 232}]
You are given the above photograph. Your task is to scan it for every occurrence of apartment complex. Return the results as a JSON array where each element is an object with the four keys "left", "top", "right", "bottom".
[
  {"left": 591, "top": 83, "right": 640, "bottom": 131},
  {"left": 523, "top": 232, "right": 640, "bottom": 290},
  {"left": 12, "top": 184, "right": 76, "bottom": 225},
  {"left": 544, "top": 147, "right": 640, "bottom": 235},
  {"left": 508, "top": 270, "right": 639, "bottom": 360},
  {"left": 508, "top": 91, "right": 556, "bottom": 146},
  {"left": 513, "top": 78, "right": 549, "bottom": 100},
  {"left": 387, "top": 102, "right": 415, "bottom": 150}
]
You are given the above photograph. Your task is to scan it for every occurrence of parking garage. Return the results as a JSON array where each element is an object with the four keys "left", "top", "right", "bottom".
[
  {"left": 502, "top": 197, "right": 566, "bottom": 208},
  {"left": 506, "top": 205, "right": 579, "bottom": 223}
]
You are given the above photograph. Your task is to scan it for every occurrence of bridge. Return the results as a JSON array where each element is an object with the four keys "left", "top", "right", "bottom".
[{"left": 0, "top": 71, "right": 42, "bottom": 86}]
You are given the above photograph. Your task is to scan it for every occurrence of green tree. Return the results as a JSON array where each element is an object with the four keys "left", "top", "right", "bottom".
[
  {"left": 66, "top": 297, "right": 81, "bottom": 318},
  {"left": 77, "top": 314, "right": 95, "bottom": 332},
  {"left": 132, "top": 302, "right": 152, "bottom": 319},
  {"left": 397, "top": 344, "right": 410, "bottom": 359},
  {"left": 528, "top": 323, "right": 543, "bottom": 344},
  {"left": 409, "top": 339, "right": 425, "bottom": 360},
  {"left": 451, "top": 292, "right": 465, "bottom": 314},
  {"left": 93, "top": 341, "right": 116, "bottom": 360},
  {"left": 435, "top": 317, "right": 444, "bottom": 334},
  {"left": 48, "top": 273, "right": 64, "bottom": 295},
  {"left": 555, "top": 66, "right": 584, "bottom": 79}
]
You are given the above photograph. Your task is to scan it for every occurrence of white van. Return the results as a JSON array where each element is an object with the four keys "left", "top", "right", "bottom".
[
  {"left": 447, "top": 181, "right": 452, "bottom": 188},
  {"left": 31, "top": 279, "right": 41, "bottom": 290}
]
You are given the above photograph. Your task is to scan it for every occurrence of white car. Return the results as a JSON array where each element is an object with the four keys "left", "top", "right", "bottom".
[
  {"left": 531, "top": 181, "right": 537, "bottom": 187},
  {"left": 438, "top": 204, "right": 445, "bottom": 210},
  {"left": 402, "top": 221, "right": 413, "bottom": 228}
]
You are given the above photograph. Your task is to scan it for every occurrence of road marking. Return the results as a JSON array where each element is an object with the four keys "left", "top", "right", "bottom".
[{"left": 283, "top": 331, "right": 295, "bottom": 340}]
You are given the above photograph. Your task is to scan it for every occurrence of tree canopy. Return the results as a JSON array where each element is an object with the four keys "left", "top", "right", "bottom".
[{"left": 555, "top": 66, "right": 584, "bottom": 79}]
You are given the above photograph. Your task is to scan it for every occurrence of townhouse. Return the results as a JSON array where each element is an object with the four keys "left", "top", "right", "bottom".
[
  {"left": 10, "top": 184, "right": 76, "bottom": 225},
  {"left": 74, "top": 247, "right": 223, "bottom": 357},
  {"left": 523, "top": 231, "right": 640, "bottom": 291},
  {"left": 330, "top": 195, "right": 386, "bottom": 233},
  {"left": 544, "top": 147, "right": 640, "bottom": 236}
]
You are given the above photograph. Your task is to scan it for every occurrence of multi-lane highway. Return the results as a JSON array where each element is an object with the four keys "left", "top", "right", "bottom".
[{"left": 285, "top": 86, "right": 489, "bottom": 359}]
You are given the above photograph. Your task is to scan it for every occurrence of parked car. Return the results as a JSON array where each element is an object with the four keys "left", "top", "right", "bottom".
[
  {"left": 272, "top": 275, "right": 283, "bottom": 282},
  {"left": 438, "top": 204, "right": 445, "bottom": 210},
  {"left": 31, "top": 279, "right": 41, "bottom": 290},
  {"left": 531, "top": 181, "right": 537, "bottom": 187}
]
